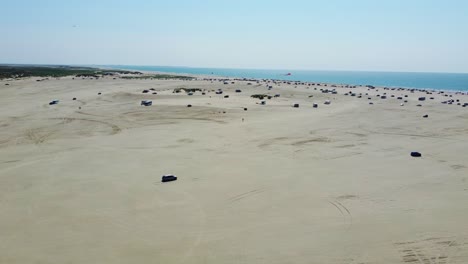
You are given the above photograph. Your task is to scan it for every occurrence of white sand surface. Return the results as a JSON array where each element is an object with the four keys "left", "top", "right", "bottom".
[{"left": 1, "top": 75, "right": 468, "bottom": 263}]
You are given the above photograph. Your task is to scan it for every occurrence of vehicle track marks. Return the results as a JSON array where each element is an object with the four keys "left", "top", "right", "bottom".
[
  {"left": 328, "top": 200, "right": 352, "bottom": 229},
  {"left": 228, "top": 188, "right": 266, "bottom": 204}
]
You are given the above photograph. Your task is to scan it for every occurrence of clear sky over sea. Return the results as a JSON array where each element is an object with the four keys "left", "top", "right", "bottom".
[{"left": 1, "top": 0, "right": 468, "bottom": 73}]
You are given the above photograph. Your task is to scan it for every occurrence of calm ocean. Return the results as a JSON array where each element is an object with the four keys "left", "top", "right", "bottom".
[{"left": 103, "top": 65, "right": 468, "bottom": 92}]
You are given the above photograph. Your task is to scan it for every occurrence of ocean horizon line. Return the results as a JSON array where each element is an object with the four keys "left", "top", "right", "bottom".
[
  {"left": 2, "top": 63, "right": 468, "bottom": 75},
  {"left": 95, "top": 64, "right": 468, "bottom": 75}
]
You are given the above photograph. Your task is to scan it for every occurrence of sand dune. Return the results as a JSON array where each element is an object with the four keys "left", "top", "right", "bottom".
[{"left": 1, "top": 75, "right": 468, "bottom": 264}]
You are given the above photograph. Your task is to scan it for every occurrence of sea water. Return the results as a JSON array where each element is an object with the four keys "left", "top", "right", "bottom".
[{"left": 103, "top": 65, "right": 468, "bottom": 92}]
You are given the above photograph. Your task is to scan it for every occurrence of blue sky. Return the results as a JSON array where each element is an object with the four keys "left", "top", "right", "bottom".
[{"left": 1, "top": 0, "right": 468, "bottom": 72}]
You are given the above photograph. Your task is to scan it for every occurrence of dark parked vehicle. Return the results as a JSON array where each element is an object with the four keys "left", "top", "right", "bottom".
[{"left": 162, "top": 174, "right": 177, "bottom": 182}]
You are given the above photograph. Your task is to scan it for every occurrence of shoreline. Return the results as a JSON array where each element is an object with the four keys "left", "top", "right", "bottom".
[
  {"left": 2, "top": 64, "right": 467, "bottom": 93},
  {"left": 102, "top": 66, "right": 468, "bottom": 95},
  {"left": 102, "top": 65, "right": 468, "bottom": 94}
]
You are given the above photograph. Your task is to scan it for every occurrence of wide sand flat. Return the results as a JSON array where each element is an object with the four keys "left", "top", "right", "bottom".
[{"left": 1, "top": 76, "right": 468, "bottom": 264}]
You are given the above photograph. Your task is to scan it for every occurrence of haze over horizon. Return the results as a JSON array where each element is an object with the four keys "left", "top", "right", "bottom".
[{"left": 1, "top": 0, "right": 468, "bottom": 73}]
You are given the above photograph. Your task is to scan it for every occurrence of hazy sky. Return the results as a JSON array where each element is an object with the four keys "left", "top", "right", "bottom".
[{"left": 1, "top": 0, "right": 468, "bottom": 72}]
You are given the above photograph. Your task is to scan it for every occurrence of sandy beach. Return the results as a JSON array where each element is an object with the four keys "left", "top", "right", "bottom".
[{"left": 1, "top": 74, "right": 468, "bottom": 264}]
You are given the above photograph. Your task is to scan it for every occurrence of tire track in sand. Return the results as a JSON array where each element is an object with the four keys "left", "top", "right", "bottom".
[
  {"left": 227, "top": 188, "right": 266, "bottom": 204},
  {"left": 328, "top": 200, "right": 353, "bottom": 229},
  {"left": 48, "top": 117, "right": 121, "bottom": 135}
]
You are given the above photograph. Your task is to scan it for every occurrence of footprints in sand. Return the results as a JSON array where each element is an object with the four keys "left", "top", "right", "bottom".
[
  {"left": 395, "top": 236, "right": 468, "bottom": 264},
  {"left": 25, "top": 128, "right": 54, "bottom": 144}
]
